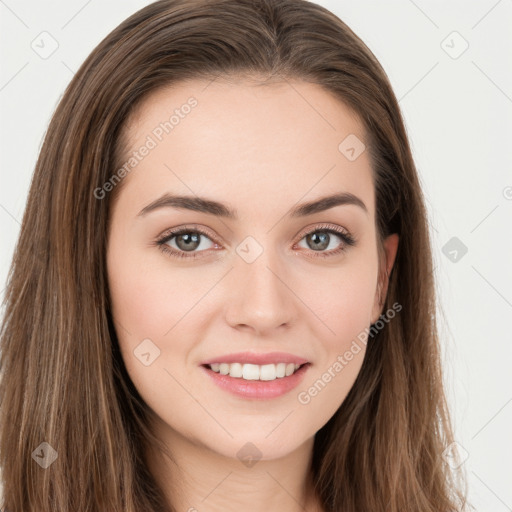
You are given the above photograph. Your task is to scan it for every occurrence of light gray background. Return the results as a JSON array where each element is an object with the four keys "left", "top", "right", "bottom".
[{"left": 1, "top": 1, "right": 511, "bottom": 510}]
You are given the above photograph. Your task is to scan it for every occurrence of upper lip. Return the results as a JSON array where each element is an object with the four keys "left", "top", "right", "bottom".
[{"left": 201, "top": 351, "right": 309, "bottom": 366}]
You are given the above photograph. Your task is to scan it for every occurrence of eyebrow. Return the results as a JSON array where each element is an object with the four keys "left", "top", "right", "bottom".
[{"left": 137, "top": 191, "right": 368, "bottom": 219}]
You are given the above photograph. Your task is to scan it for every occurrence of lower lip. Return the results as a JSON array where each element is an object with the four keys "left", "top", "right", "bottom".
[{"left": 200, "top": 363, "right": 311, "bottom": 400}]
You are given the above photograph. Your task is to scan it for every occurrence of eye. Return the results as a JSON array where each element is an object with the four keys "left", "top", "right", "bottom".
[
  {"left": 294, "top": 223, "right": 356, "bottom": 259},
  {"left": 156, "top": 224, "right": 219, "bottom": 260},
  {"left": 155, "top": 223, "right": 356, "bottom": 260}
]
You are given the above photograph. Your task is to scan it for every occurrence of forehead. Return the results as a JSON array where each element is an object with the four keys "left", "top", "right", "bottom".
[{"left": 116, "top": 76, "right": 374, "bottom": 222}]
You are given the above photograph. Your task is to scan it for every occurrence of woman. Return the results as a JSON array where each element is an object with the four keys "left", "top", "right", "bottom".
[{"left": 0, "top": 0, "right": 469, "bottom": 510}]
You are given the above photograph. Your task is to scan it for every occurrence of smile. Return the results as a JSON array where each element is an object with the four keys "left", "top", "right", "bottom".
[
  {"left": 207, "top": 362, "right": 302, "bottom": 380},
  {"left": 200, "top": 362, "right": 311, "bottom": 400}
]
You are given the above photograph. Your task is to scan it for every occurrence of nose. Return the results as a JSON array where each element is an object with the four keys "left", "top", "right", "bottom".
[{"left": 224, "top": 247, "right": 297, "bottom": 336}]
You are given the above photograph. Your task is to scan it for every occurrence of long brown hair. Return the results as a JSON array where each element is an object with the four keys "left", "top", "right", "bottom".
[{"left": 0, "top": 0, "right": 469, "bottom": 510}]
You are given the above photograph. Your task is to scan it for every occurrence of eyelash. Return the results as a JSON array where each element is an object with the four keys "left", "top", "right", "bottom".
[{"left": 155, "top": 223, "right": 356, "bottom": 260}]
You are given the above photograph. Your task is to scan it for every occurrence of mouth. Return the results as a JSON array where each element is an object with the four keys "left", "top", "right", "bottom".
[
  {"left": 203, "top": 362, "right": 307, "bottom": 380},
  {"left": 200, "top": 362, "right": 312, "bottom": 400}
]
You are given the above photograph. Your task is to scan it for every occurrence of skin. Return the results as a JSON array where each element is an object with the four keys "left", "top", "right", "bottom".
[{"left": 106, "top": 76, "right": 399, "bottom": 512}]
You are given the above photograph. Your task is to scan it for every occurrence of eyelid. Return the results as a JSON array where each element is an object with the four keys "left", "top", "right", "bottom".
[
  {"left": 157, "top": 223, "right": 219, "bottom": 244},
  {"left": 293, "top": 222, "right": 352, "bottom": 241}
]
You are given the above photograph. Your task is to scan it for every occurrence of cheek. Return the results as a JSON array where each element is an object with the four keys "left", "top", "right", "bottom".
[
  {"left": 106, "top": 246, "right": 215, "bottom": 396},
  {"left": 303, "top": 256, "right": 377, "bottom": 347},
  {"left": 107, "top": 248, "right": 196, "bottom": 341},
  {"left": 293, "top": 254, "right": 376, "bottom": 405},
  {"left": 293, "top": 267, "right": 375, "bottom": 426},
  {"left": 106, "top": 251, "right": 194, "bottom": 414},
  {"left": 106, "top": 242, "right": 177, "bottom": 395}
]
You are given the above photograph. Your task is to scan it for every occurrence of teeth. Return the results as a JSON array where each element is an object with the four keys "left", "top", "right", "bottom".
[
  {"left": 276, "top": 363, "right": 286, "bottom": 378},
  {"left": 208, "top": 362, "right": 302, "bottom": 381},
  {"left": 243, "top": 364, "right": 260, "bottom": 380},
  {"left": 230, "top": 362, "right": 243, "bottom": 378}
]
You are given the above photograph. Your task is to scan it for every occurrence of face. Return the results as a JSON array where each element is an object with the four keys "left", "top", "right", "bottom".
[{"left": 106, "top": 77, "right": 398, "bottom": 462}]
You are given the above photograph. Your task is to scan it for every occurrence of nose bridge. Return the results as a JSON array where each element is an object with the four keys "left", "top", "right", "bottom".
[{"left": 225, "top": 234, "right": 295, "bottom": 333}]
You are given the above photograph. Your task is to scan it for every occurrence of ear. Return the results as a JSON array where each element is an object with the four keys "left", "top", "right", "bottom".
[{"left": 371, "top": 233, "right": 399, "bottom": 324}]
